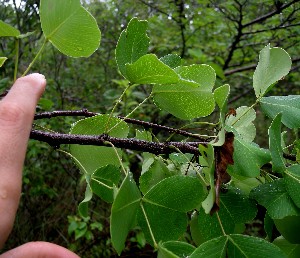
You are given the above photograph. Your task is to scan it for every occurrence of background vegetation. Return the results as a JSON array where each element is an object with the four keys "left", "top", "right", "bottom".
[{"left": 0, "top": 0, "right": 300, "bottom": 257}]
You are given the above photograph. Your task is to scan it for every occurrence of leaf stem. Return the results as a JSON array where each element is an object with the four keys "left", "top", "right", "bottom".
[
  {"left": 13, "top": 38, "right": 19, "bottom": 81},
  {"left": 216, "top": 211, "right": 226, "bottom": 236},
  {"left": 22, "top": 37, "right": 47, "bottom": 77},
  {"left": 231, "top": 98, "right": 260, "bottom": 126},
  {"left": 140, "top": 202, "right": 157, "bottom": 248},
  {"left": 104, "top": 141, "right": 127, "bottom": 176},
  {"left": 58, "top": 149, "right": 88, "bottom": 175},
  {"left": 107, "top": 93, "right": 152, "bottom": 134},
  {"left": 105, "top": 83, "right": 132, "bottom": 133}
]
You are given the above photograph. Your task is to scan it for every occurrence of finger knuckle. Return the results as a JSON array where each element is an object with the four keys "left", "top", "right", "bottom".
[{"left": 0, "top": 102, "right": 25, "bottom": 127}]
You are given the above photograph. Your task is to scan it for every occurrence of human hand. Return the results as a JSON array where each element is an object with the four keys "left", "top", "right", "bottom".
[{"left": 0, "top": 74, "right": 79, "bottom": 258}]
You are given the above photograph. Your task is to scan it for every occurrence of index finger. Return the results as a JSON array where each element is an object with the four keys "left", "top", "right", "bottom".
[{"left": 0, "top": 73, "right": 46, "bottom": 246}]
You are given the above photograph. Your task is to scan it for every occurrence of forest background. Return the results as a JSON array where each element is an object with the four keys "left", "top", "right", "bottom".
[{"left": 0, "top": 0, "right": 300, "bottom": 257}]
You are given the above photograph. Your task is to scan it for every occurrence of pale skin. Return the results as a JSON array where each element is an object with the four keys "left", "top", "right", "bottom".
[{"left": 0, "top": 74, "right": 79, "bottom": 258}]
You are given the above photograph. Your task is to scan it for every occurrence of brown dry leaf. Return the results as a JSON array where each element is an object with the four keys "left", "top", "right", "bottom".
[{"left": 211, "top": 132, "right": 234, "bottom": 214}]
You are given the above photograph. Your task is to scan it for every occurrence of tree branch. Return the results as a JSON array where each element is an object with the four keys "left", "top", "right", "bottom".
[
  {"left": 30, "top": 129, "right": 205, "bottom": 155},
  {"left": 34, "top": 110, "right": 210, "bottom": 141}
]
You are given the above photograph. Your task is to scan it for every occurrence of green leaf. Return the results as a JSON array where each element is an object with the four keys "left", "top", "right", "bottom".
[
  {"left": 284, "top": 165, "right": 300, "bottom": 208},
  {"left": 250, "top": 179, "right": 300, "bottom": 219},
  {"left": 115, "top": 18, "right": 149, "bottom": 77},
  {"left": 160, "top": 54, "right": 181, "bottom": 69},
  {"left": 189, "top": 236, "right": 227, "bottom": 258},
  {"left": 138, "top": 176, "right": 205, "bottom": 245},
  {"left": 158, "top": 241, "right": 196, "bottom": 258},
  {"left": 110, "top": 173, "right": 141, "bottom": 255},
  {"left": 220, "top": 187, "right": 257, "bottom": 224},
  {"left": 190, "top": 234, "right": 286, "bottom": 258},
  {"left": 78, "top": 181, "right": 93, "bottom": 217},
  {"left": 90, "top": 165, "right": 120, "bottom": 203},
  {"left": 273, "top": 236, "right": 300, "bottom": 258},
  {"left": 260, "top": 96, "right": 300, "bottom": 129},
  {"left": 125, "top": 54, "right": 179, "bottom": 84},
  {"left": 40, "top": 0, "right": 101, "bottom": 57},
  {"left": 199, "top": 144, "right": 215, "bottom": 214},
  {"left": 152, "top": 64, "right": 216, "bottom": 120},
  {"left": 214, "top": 84, "right": 230, "bottom": 111},
  {"left": 253, "top": 44, "right": 291, "bottom": 98},
  {"left": 139, "top": 157, "right": 172, "bottom": 195},
  {"left": 269, "top": 113, "right": 285, "bottom": 173},
  {"left": 226, "top": 106, "right": 256, "bottom": 142},
  {"left": 69, "top": 115, "right": 129, "bottom": 174},
  {"left": 228, "top": 136, "right": 271, "bottom": 178},
  {"left": 0, "top": 20, "right": 20, "bottom": 37},
  {"left": 197, "top": 207, "right": 235, "bottom": 242},
  {"left": 227, "top": 234, "right": 286, "bottom": 258},
  {"left": 0, "top": 57, "right": 8, "bottom": 67},
  {"left": 175, "top": 64, "right": 216, "bottom": 89},
  {"left": 197, "top": 187, "right": 256, "bottom": 242}
]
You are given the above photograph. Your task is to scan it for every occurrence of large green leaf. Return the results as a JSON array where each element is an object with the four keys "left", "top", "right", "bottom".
[
  {"left": 197, "top": 187, "right": 257, "bottom": 242},
  {"left": 227, "top": 234, "right": 286, "bottom": 258},
  {"left": 189, "top": 236, "right": 227, "bottom": 258},
  {"left": 69, "top": 115, "right": 129, "bottom": 174},
  {"left": 40, "top": 0, "right": 101, "bottom": 57},
  {"left": 253, "top": 44, "right": 291, "bottom": 98},
  {"left": 157, "top": 241, "right": 196, "bottom": 258},
  {"left": 110, "top": 173, "right": 141, "bottom": 255},
  {"left": 125, "top": 54, "right": 179, "bottom": 84},
  {"left": 260, "top": 96, "right": 300, "bottom": 129},
  {"left": 138, "top": 176, "right": 205, "bottom": 245},
  {"left": 269, "top": 113, "right": 285, "bottom": 173},
  {"left": 250, "top": 179, "right": 300, "bottom": 219},
  {"left": 90, "top": 165, "right": 120, "bottom": 203},
  {"left": 175, "top": 65, "right": 216, "bottom": 89},
  {"left": 197, "top": 208, "right": 235, "bottom": 242},
  {"left": 160, "top": 54, "right": 181, "bottom": 69},
  {"left": 0, "top": 20, "right": 20, "bottom": 37},
  {"left": 228, "top": 136, "right": 271, "bottom": 178},
  {"left": 220, "top": 187, "right": 257, "bottom": 224},
  {"left": 115, "top": 18, "right": 149, "bottom": 77},
  {"left": 152, "top": 64, "right": 216, "bottom": 119},
  {"left": 284, "top": 165, "right": 300, "bottom": 208},
  {"left": 0, "top": 57, "right": 7, "bottom": 67},
  {"left": 190, "top": 235, "right": 285, "bottom": 258},
  {"left": 226, "top": 106, "right": 256, "bottom": 142},
  {"left": 214, "top": 84, "right": 230, "bottom": 111},
  {"left": 139, "top": 157, "right": 172, "bottom": 195},
  {"left": 273, "top": 236, "right": 300, "bottom": 258}
]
